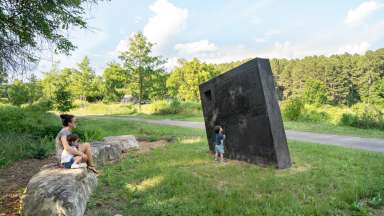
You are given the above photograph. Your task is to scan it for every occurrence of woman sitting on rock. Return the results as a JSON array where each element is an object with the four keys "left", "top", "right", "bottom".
[{"left": 55, "top": 114, "right": 97, "bottom": 173}]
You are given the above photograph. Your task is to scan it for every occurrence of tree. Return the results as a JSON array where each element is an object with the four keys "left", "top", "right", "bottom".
[
  {"left": 53, "top": 83, "right": 74, "bottom": 112},
  {"left": 27, "top": 74, "right": 43, "bottom": 104},
  {"left": 7, "top": 80, "right": 29, "bottom": 106},
  {"left": 167, "top": 58, "right": 219, "bottom": 101},
  {"left": 71, "top": 56, "right": 101, "bottom": 101},
  {"left": 103, "top": 63, "right": 126, "bottom": 101},
  {"left": 41, "top": 65, "right": 74, "bottom": 110},
  {"left": 0, "top": 0, "right": 104, "bottom": 74},
  {"left": 119, "top": 32, "right": 165, "bottom": 106},
  {"left": 302, "top": 80, "right": 328, "bottom": 105}
]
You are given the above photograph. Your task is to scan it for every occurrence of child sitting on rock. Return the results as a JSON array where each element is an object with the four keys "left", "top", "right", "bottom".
[
  {"left": 61, "top": 134, "right": 87, "bottom": 169},
  {"left": 214, "top": 125, "right": 226, "bottom": 162}
]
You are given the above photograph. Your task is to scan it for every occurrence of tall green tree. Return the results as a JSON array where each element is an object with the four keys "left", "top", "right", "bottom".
[
  {"left": 0, "top": 0, "right": 105, "bottom": 73},
  {"left": 103, "top": 63, "right": 127, "bottom": 101},
  {"left": 167, "top": 58, "right": 219, "bottom": 101},
  {"left": 119, "top": 32, "right": 165, "bottom": 105}
]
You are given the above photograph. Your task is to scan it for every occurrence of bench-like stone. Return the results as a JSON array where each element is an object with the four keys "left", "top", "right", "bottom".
[{"left": 20, "top": 135, "right": 139, "bottom": 216}]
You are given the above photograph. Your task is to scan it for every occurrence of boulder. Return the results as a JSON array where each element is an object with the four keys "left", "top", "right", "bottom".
[
  {"left": 20, "top": 135, "right": 139, "bottom": 216},
  {"left": 20, "top": 168, "right": 97, "bottom": 216},
  {"left": 92, "top": 135, "right": 139, "bottom": 167}
]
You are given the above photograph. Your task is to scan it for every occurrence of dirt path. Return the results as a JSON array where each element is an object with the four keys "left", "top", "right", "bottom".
[
  {"left": 91, "top": 116, "right": 384, "bottom": 153},
  {"left": 0, "top": 157, "right": 56, "bottom": 216}
]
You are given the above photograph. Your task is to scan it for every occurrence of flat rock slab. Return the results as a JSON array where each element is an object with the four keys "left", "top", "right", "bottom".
[{"left": 20, "top": 135, "right": 139, "bottom": 216}]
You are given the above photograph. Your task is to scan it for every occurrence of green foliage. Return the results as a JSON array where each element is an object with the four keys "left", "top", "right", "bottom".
[
  {"left": 167, "top": 58, "right": 219, "bottom": 101},
  {"left": 340, "top": 103, "right": 384, "bottom": 129},
  {"left": 302, "top": 80, "right": 328, "bottom": 105},
  {"left": 271, "top": 49, "right": 384, "bottom": 105},
  {"left": 7, "top": 80, "right": 30, "bottom": 106},
  {"left": 281, "top": 98, "right": 304, "bottom": 121},
  {"left": 119, "top": 32, "right": 166, "bottom": 103},
  {"left": 0, "top": 0, "right": 103, "bottom": 73},
  {"left": 7, "top": 78, "right": 43, "bottom": 106},
  {"left": 71, "top": 56, "right": 104, "bottom": 101},
  {"left": 145, "top": 100, "right": 182, "bottom": 115},
  {"left": 23, "top": 98, "right": 54, "bottom": 112},
  {"left": 53, "top": 84, "right": 74, "bottom": 112},
  {"left": 103, "top": 63, "right": 127, "bottom": 101}
]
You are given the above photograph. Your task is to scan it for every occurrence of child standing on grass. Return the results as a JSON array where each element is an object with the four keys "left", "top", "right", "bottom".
[
  {"left": 214, "top": 125, "right": 226, "bottom": 162},
  {"left": 61, "top": 134, "right": 87, "bottom": 169}
]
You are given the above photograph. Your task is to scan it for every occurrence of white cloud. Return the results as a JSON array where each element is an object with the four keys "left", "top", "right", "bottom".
[
  {"left": 174, "top": 40, "right": 217, "bottom": 54},
  {"left": 114, "top": 32, "right": 135, "bottom": 54},
  {"left": 345, "top": 1, "right": 382, "bottom": 26},
  {"left": 143, "top": 0, "right": 188, "bottom": 51},
  {"left": 337, "top": 42, "right": 371, "bottom": 54}
]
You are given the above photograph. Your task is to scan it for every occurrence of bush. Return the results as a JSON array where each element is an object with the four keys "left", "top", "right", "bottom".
[
  {"left": 0, "top": 97, "right": 8, "bottom": 104},
  {"left": 145, "top": 100, "right": 182, "bottom": 115},
  {"left": 23, "top": 98, "right": 53, "bottom": 112},
  {"left": 281, "top": 98, "right": 304, "bottom": 121},
  {"left": 339, "top": 103, "right": 384, "bottom": 129},
  {"left": 299, "top": 110, "right": 329, "bottom": 123}
]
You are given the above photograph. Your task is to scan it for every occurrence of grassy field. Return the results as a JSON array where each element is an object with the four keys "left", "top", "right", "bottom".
[{"left": 83, "top": 117, "right": 384, "bottom": 215}]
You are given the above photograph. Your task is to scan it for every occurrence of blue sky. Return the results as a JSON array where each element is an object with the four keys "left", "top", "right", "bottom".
[{"left": 35, "top": 0, "right": 384, "bottom": 75}]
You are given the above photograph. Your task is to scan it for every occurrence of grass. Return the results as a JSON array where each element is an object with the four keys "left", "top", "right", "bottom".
[
  {"left": 85, "top": 119, "right": 384, "bottom": 215},
  {"left": 82, "top": 114, "right": 384, "bottom": 139},
  {"left": 0, "top": 133, "right": 54, "bottom": 168}
]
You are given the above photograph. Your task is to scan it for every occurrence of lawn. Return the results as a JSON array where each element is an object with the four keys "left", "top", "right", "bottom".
[{"left": 83, "top": 117, "right": 384, "bottom": 215}]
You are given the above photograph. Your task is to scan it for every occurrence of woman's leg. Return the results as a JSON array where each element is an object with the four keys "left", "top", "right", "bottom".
[{"left": 78, "top": 143, "right": 94, "bottom": 167}]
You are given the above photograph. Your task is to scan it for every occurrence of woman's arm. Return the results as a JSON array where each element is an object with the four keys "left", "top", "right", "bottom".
[{"left": 61, "top": 136, "right": 81, "bottom": 156}]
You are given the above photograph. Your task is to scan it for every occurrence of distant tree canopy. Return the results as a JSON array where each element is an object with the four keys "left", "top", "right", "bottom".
[
  {"left": 271, "top": 49, "right": 384, "bottom": 105},
  {"left": 2, "top": 36, "right": 383, "bottom": 109},
  {"left": 0, "top": 0, "right": 104, "bottom": 74}
]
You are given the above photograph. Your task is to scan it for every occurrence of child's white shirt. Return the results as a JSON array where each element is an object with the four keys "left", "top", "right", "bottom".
[{"left": 61, "top": 149, "right": 74, "bottom": 163}]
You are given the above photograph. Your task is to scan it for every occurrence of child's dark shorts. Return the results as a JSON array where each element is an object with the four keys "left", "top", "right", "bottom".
[{"left": 62, "top": 157, "right": 75, "bottom": 169}]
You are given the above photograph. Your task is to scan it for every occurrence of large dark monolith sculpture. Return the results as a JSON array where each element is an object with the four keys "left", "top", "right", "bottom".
[{"left": 199, "top": 58, "right": 291, "bottom": 169}]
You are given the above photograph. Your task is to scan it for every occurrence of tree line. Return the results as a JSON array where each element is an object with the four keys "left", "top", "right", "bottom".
[{"left": 0, "top": 32, "right": 383, "bottom": 111}]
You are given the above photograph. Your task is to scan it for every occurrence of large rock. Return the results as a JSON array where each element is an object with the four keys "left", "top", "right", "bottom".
[
  {"left": 20, "top": 135, "right": 139, "bottom": 216},
  {"left": 92, "top": 135, "right": 139, "bottom": 167},
  {"left": 20, "top": 168, "right": 97, "bottom": 216}
]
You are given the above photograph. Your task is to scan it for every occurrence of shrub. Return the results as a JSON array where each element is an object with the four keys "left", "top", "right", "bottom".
[
  {"left": 339, "top": 103, "right": 384, "bottom": 129},
  {"left": 145, "top": 100, "right": 182, "bottom": 115},
  {"left": 23, "top": 98, "right": 53, "bottom": 112},
  {"left": 0, "top": 98, "right": 8, "bottom": 104},
  {"left": 7, "top": 80, "right": 30, "bottom": 106},
  {"left": 299, "top": 110, "right": 329, "bottom": 123},
  {"left": 281, "top": 98, "right": 304, "bottom": 121}
]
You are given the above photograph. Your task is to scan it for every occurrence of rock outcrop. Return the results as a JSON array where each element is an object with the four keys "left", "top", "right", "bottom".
[{"left": 20, "top": 135, "right": 139, "bottom": 216}]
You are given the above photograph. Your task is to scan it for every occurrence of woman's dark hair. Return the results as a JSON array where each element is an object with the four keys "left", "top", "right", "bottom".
[
  {"left": 60, "top": 114, "right": 75, "bottom": 126},
  {"left": 67, "top": 133, "right": 80, "bottom": 143},
  {"left": 214, "top": 125, "right": 221, "bottom": 134}
]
